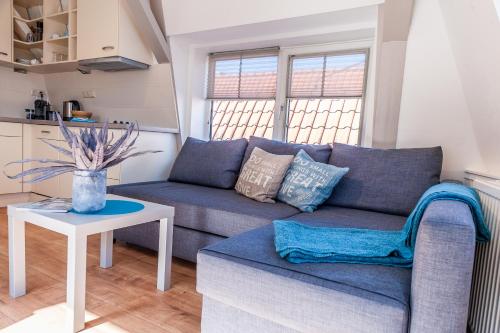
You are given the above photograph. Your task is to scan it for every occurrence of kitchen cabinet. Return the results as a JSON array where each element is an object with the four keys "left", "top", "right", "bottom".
[
  {"left": 24, "top": 125, "right": 61, "bottom": 197},
  {"left": 77, "top": 0, "right": 152, "bottom": 65},
  {"left": 8, "top": 123, "right": 174, "bottom": 199},
  {"left": 57, "top": 139, "right": 74, "bottom": 198},
  {"left": 26, "top": 125, "right": 123, "bottom": 198},
  {"left": 105, "top": 129, "right": 123, "bottom": 181},
  {"left": 0, "top": 123, "right": 23, "bottom": 194},
  {"left": 107, "top": 178, "right": 120, "bottom": 187},
  {"left": 31, "top": 138, "right": 60, "bottom": 197},
  {"left": 7, "top": 0, "right": 79, "bottom": 72},
  {"left": 1, "top": 0, "right": 153, "bottom": 73},
  {"left": 0, "top": 0, "right": 12, "bottom": 62}
]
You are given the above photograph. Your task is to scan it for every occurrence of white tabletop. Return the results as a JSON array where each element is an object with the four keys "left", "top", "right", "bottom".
[{"left": 7, "top": 194, "right": 175, "bottom": 237}]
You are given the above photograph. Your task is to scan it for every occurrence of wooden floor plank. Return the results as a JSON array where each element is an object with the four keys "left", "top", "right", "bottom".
[{"left": 0, "top": 208, "right": 201, "bottom": 332}]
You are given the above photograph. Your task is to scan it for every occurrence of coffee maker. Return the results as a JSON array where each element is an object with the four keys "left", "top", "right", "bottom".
[
  {"left": 33, "top": 92, "right": 48, "bottom": 120},
  {"left": 62, "top": 100, "right": 81, "bottom": 120}
]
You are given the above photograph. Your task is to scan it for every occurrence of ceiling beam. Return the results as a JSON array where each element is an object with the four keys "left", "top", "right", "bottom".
[{"left": 124, "top": 0, "right": 171, "bottom": 63}]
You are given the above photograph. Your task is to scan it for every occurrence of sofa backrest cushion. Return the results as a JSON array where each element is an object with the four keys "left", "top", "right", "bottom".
[
  {"left": 326, "top": 143, "right": 443, "bottom": 216},
  {"left": 169, "top": 137, "right": 248, "bottom": 189},
  {"left": 242, "top": 136, "right": 331, "bottom": 167}
]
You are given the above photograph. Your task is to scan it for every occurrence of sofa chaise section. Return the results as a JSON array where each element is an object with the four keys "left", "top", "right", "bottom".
[
  {"left": 108, "top": 180, "right": 300, "bottom": 262},
  {"left": 197, "top": 206, "right": 413, "bottom": 333},
  {"left": 197, "top": 199, "right": 476, "bottom": 333}
]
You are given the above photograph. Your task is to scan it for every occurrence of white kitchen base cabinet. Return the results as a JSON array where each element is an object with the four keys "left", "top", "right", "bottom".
[
  {"left": 31, "top": 138, "right": 61, "bottom": 197},
  {"left": 17, "top": 124, "right": 175, "bottom": 199},
  {"left": 22, "top": 124, "right": 61, "bottom": 197},
  {"left": 0, "top": 123, "right": 23, "bottom": 194}
]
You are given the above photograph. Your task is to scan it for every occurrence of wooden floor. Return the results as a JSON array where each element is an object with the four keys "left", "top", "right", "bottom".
[{"left": 0, "top": 208, "right": 201, "bottom": 333}]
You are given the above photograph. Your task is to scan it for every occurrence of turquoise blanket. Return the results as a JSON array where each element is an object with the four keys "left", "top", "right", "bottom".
[{"left": 274, "top": 183, "right": 490, "bottom": 267}]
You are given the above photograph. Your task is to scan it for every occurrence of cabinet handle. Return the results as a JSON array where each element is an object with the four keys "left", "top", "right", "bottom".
[
  {"left": 0, "top": 52, "right": 7, "bottom": 56},
  {"left": 41, "top": 130, "right": 51, "bottom": 134},
  {"left": 102, "top": 46, "right": 115, "bottom": 51}
]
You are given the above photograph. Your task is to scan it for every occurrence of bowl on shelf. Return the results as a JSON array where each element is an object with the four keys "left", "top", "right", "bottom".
[{"left": 71, "top": 111, "right": 92, "bottom": 119}]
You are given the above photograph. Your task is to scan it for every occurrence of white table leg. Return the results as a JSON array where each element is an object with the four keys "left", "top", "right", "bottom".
[
  {"left": 66, "top": 232, "right": 87, "bottom": 333},
  {"left": 8, "top": 215, "right": 26, "bottom": 298},
  {"left": 100, "top": 230, "right": 113, "bottom": 268},
  {"left": 157, "top": 216, "right": 174, "bottom": 291}
]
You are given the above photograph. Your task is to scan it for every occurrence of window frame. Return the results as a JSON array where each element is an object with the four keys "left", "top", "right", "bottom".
[
  {"left": 207, "top": 48, "right": 280, "bottom": 141},
  {"left": 206, "top": 47, "right": 280, "bottom": 100},
  {"left": 283, "top": 48, "right": 370, "bottom": 145},
  {"left": 206, "top": 42, "right": 372, "bottom": 145}
]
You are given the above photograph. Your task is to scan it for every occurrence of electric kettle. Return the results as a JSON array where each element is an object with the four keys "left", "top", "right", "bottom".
[{"left": 62, "top": 100, "right": 81, "bottom": 121}]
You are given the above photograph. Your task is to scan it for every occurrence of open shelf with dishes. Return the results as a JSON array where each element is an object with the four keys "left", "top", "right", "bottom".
[
  {"left": 11, "top": 0, "right": 78, "bottom": 69},
  {"left": 2, "top": 0, "right": 153, "bottom": 74}
]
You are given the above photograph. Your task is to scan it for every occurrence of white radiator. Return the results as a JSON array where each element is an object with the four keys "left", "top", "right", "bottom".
[{"left": 467, "top": 175, "right": 500, "bottom": 333}]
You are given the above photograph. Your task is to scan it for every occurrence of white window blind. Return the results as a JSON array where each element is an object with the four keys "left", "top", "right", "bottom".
[
  {"left": 207, "top": 48, "right": 279, "bottom": 99},
  {"left": 288, "top": 51, "right": 368, "bottom": 98}
]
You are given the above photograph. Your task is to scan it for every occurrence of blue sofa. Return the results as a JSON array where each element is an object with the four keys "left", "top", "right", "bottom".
[{"left": 109, "top": 137, "right": 476, "bottom": 333}]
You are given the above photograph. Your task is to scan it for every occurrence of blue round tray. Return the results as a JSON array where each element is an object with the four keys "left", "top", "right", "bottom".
[{"left": 72, "top": 200, "right": 145, "bottom": 215}]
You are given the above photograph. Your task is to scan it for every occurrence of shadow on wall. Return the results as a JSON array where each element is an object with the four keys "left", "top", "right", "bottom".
[
  {"left": 0, "top": 67, "right": 47, "bottom": 118},
  {"left": 43, "top": 63, "right": 179, "bottom": 129}
]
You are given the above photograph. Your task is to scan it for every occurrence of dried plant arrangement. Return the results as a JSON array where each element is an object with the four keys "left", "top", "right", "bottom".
[{"left": 5, "top": 114, "right": 160, "bottom": 183}]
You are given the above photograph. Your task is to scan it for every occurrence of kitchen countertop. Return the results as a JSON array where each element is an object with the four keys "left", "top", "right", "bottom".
[{"left": 0, "top": 117, "right": 180, "bottom": 134}]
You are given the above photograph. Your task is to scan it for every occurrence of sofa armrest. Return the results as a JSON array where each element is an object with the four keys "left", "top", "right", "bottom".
[{"left": 410, "top": 200, "right": 476, "bottom": 333}]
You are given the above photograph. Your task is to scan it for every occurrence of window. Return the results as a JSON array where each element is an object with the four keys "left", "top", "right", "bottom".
[
  {"left": 207, "top": 48, "right": 279, "bottom": 140},
  {"left": 286, "top": 51, "right": 368, "bottom": 145},
  {"left": 207, "top": 48, "right": 369, "bottom": 145}
]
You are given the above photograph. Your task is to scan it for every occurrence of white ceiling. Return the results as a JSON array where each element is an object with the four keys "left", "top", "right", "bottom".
[
  {"left": 163, "top": 0, "right": 382, "bottom": 36},
  {"left": 169, "top": 5, "right": 378, "bottom": 50}
]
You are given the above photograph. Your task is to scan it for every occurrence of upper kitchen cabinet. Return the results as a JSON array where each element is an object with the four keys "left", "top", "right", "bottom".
[
  {"left": 0, "top": 0, "right": 12, "bottom": 63},
  {"left": 9, "top": 0, "right": 79, "bottom": 73},
  {"left": 77, "top": 0, "right": 153, "bottom": 66},
  {"left": 0, "top": 0, "right": 153, "bottom": 73}
]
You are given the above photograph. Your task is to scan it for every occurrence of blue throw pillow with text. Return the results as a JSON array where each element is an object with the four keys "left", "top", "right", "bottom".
[{"left": 277, "top": 150, "right": 349, "bottom": 212}]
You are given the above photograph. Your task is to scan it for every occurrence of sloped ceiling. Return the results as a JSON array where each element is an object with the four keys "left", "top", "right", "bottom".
[
  {"left": 397, "top": 0, "right": 484, "bottom": 179},
  {"left": 438, "top": 0, "right": 500, "bottom": 175},
  {"left": 163, "top": 0, "right": 383, "bottom": 36}
]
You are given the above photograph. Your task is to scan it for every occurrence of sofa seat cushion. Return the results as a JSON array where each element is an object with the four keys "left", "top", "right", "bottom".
[
  {"left": 198, "top": 210, "right": 411, "bottom": 332},
  {"left": 327, "top": 143, "right": 443, "bottom": 216},
  {"left": 108, "top": 181, "right": 300, "bottom": 237},
  {"left": 285, "top": 205, "right": 407, "bottom": 230}
]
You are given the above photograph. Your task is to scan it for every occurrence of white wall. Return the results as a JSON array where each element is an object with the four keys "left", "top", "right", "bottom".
[
  {"left": 164, "top": 0, "right": 383, "bottom": 35},
  {"left": 43, "top": 64, "right": 179, "bottom": 130},
  {"left": 438, "top": 0, "right": 500, "bottom": 176},
  {"left": 169, "top": 37, "right": 210, "bottom": 140},
  {"left": 0, "top": 67, "right": 47, "bottom": 118},
  {"left": 398, "top": 0, "right": 484, "bottom": 180},
  {"left": 495, "top": 0, "right": 500, "bottom": 19},
  {"left": 169, "top": 6, "right": 378, "bottom": 141}
]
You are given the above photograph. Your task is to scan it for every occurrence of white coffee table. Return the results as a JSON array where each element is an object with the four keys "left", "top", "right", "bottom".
[{"left": 7, "top": 194, "right": 175, "bottom": 333}]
